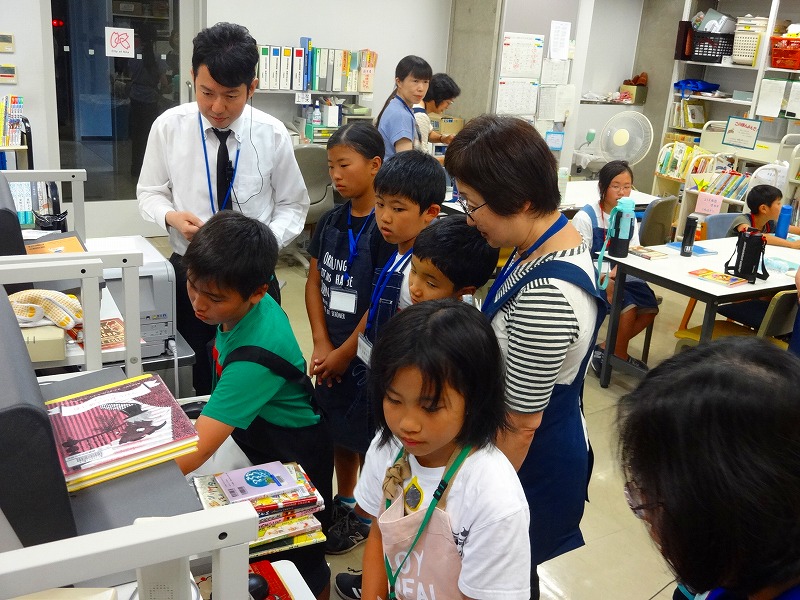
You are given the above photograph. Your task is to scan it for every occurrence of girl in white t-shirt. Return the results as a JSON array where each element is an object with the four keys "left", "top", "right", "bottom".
[{"left": 354, "top": 299, "right": 530, "bottom": 600}]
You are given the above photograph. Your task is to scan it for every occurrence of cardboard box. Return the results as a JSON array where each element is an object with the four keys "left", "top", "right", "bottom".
[
  {"left": 430, "top": 114, "right": 464, "bottom": 136},
  {"left": 112, "top": 1, "right": 142, "bottom": 16},
  {"left": 22, "top": 325, "right": 65, "bottom": 362},
  {"left": 619, "top": 84, "right": 647, "bottom": 105}
]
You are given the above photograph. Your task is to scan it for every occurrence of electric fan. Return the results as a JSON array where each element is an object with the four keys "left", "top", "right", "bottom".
[{"left": 598, "top": 110, "right": 654, "bottom": 166}]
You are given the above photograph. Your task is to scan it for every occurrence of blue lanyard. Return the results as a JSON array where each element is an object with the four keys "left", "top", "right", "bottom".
[
  {"left": 394, "top": 96, "right": 422, "bottom": 143},
  {"left": 345, "top": 206, "right": 375, "bottom": 281},
  {"left": 198, "top": 113, "right": 241, "bottom": 214},
  {"left": 482, "top": 213, "right": 568, "bottom": 313},
  {"left": 366, "top": 249, "right": 413, "bottom": 332}
]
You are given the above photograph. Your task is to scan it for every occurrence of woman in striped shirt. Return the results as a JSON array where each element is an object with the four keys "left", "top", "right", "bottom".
[{"left": 445, "top": 114, "right": 606, "bottom": 600}]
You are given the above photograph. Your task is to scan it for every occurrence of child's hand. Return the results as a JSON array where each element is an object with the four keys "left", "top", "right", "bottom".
[
  {"left": 313, "top": 346, "right": 353, "bottom": 387},
  {"left": 310, "top": 340, "right": 334, "bottom": 378}
]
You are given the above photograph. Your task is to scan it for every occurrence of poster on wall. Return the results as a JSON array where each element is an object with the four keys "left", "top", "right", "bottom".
[
  {"left": 722, "top": 116, "right": 760, "bottom": 150},
  {"left": 500, "top": 32, "right": 544, "bottom": 79},
  {"left": 497, "top": 77, "right": 539, "bottom": 115}
]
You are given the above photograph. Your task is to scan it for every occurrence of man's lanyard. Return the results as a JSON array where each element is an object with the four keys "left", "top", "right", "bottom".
[
  {"left": 383, "top": 445, "right": 472, "bottom": 600},
  {"left": 345, "top": 206, "right": 375, "bottom": 281},
  {"left": 365, "top": 249, "right": 412, "bottom": 332},
  {"left": 482, "top": 213, "right": 568, "bottom": 313},
  {"left": 394, "top": 95, "right": 422, "bottom": 144},
  {"left": 198, "top": 113, "right": 242, "bottom": 214}
]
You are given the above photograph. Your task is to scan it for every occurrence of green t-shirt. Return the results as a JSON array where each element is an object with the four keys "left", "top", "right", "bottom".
[{"left": 201, "top": 295, "right": 319, "bottom": 429}]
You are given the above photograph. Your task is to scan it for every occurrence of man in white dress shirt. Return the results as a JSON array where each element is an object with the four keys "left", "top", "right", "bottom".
[{"left": 138, "top": 22, "right": 310, "bottom": 395}]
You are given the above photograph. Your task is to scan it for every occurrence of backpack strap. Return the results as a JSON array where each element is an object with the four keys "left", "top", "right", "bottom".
[
  {"left": 579, "top": 203, "right": 598, "bottom": 229},
  {"left": 222, "top": 345, "right": 316, "bottom": 400}
]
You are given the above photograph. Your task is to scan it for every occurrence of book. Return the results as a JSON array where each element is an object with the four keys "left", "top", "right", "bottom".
[
  {"left": 666, "top": 241, "right": 719, "bottom": 256},
  {"left": 66, "top": 317, "right": 136, "bottom": 351},
  {"left": 24, "top": 231, "right": 86, "bottom": 254},
  {"left": 215, "top": 460, "right": 304, "bottom": 503},
  {"left": 45, "top": 374, "right": 198, "bottom": 491},
  {"left": 251, "top": 514, "right": 322, "bottom": 547},
  {"left": 689, "top": 268, "right": 749, "bottom": 287},
  {"left": 629, "top": 245, "right": 668, "bottom": 260},
  {"left": 248, "top": 530, "right": 327, "bottom": 558}
]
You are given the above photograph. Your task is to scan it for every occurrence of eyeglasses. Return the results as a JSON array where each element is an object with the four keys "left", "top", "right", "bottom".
[
  {"left": 609, "top": 184, "right": 633, "bottom": 193},
  {"left": 457, "top": 197, "right": 487, "bottom": 218},
  {"left": 624, "top": 481, "right": 662, "bottom": 519}
]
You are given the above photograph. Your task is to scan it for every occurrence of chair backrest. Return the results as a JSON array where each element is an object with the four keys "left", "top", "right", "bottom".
[
  {"left": 749, "top": 162, "right": 789, "bottom": 198},
  {"left": 758, "top": 290, "right": 799, "bottom": 339},
  {"left": 638, "top": 195, "right": 677, "bottom": 246},
  {"left": 293, "top": 144, "right": 335, "bottom": 225},
  {"left": 704, "top": 212, "right": 741, "bottom": 240}
]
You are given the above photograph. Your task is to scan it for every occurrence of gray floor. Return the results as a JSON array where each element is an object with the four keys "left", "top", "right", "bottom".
[{"left": 150, "top": 236, "right": 686, "bottom": 599}]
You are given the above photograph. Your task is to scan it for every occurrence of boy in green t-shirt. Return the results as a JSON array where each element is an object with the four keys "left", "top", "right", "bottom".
[{"left": 178, "top": 211, "right": 333, "bottom": 600}]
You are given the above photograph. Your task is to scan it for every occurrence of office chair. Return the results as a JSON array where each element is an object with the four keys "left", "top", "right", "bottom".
[
  {"left": 281, "top": 144, "right": 335, "bottom": 273},
  {"left": 674, "top": 290, "right": 798, "bottom": 353},
  {"left": 704, "top": 211, "right": 740, "bottom": 240}
]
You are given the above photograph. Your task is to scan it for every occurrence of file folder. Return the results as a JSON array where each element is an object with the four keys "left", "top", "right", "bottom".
[
  {"left": 268, "top": 46, "right": 280, "bottom": 90},
  {"left": 258, "top": 45, "right": 269, "bottom": 90},
  {"left": 279, "top": 46, "right": 292, "bottom": 90},
  {"left": 292, "top": 47, "right": 305, "bottom": 91}
]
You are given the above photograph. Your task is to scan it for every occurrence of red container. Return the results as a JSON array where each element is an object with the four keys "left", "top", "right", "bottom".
[{"left": 770, "top": 36, "right": 800, "bottom": 70}]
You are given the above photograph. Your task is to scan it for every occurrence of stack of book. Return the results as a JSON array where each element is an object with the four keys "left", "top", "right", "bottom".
[
  {"left": 46, "top": 374, "right": 199, "bottom": 492},
  {"left": 656, "top": 142, "right": 714, "bottom": 180},
  {"left": 0, "top": 95, "right": 23, "bottom": 147},
  {"left": 193, "top": 461, "right": 325, "bottom": 557},
  {"left": 701, "top": 169, "right": 750, "bottom": 200}
]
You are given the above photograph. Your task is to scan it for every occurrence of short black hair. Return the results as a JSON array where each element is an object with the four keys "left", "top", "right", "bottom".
[
  {"left": 192, "top": 22, "right": 258, "bottom": 89},
  {"left": 746, "top": 184, "right": 782, "bottom": 214},
  {"left": 327, "top": 121, "right": 385, "bottom": 162},
  {"left": 445, "top": 114, "right": 559, "bottom": 217},
  {"left": 424, "top": 73, "right": 461, "bottom": 105},
  {"left": 598, "top": 160, "right": 633, "bottom": 205},
  {"left": 374, "top": 150, "right": 445, "bottom": 213},
  {"left": 413, "top": 215, "right": 499, "bottom": 289},
  {"left": 370, "top": 299, "right": 508, "bottom": 449},
  {"left": 182, "top": 211, "right": 278, "bottom": 300},
  {"left": 376, "top": 55, "right": 433, "bottom": 127},
  {"left": 617, "top": 336, "right": 800, "bottom": 596}
]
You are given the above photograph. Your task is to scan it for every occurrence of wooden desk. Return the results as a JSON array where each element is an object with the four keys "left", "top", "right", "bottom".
[{"left": 599, "top": 237, "right": 799, "bottom": 387}]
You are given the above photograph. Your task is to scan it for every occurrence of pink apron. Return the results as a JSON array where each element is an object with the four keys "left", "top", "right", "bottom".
[{"left": 379, "top": 446, "right": 471, "bottom": 600}]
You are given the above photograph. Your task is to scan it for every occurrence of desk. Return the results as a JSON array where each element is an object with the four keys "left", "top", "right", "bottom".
[{"left": 599, "top": 237, "right": 799, "bottom": 387}]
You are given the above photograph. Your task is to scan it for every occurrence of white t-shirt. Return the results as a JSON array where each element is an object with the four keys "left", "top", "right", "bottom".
[{"left": 356, "top": 434, "right": 531, "bottom": 600}]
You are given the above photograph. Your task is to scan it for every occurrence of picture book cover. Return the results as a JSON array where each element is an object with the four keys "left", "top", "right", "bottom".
[
  {"left": 629, "top": 246, "right": 668, "bottom": 260},
  {"left": 215, "top": 460, "right": 305, "bottom": 503},
  {"left": 66, "top": 317, "right": 140, "bottom": 351},
  {"left": 251, "top": 514, "right": 322, "bottom": 548},
  {"left": 46, "top": 374, "right": 198, "bottom": 487},
  {"left": 689, "top": 268, "right": 749, "bottom": 287},
  {"left": 666, "top": 241, "right": 719, "bottom": 256},
  {"left": 248, "top": 530, "right": 326, "bottom": 558}
]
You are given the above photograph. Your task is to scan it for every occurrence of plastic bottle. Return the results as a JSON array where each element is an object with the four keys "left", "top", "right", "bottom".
[
  {"left": 311, "top": 102, "right": 322, "bottom": 126},
  {"left": 681, "top": 216, "right": 698, "bottom": 256},
  {"left": 775, "top": 204, "right": 792, "bottom": 239},
  {"left": 557, "top": 167, "right": 569, "bottom": 200},
  {"left": 607, "top": 197, "right": 635, "bottom": 258}
]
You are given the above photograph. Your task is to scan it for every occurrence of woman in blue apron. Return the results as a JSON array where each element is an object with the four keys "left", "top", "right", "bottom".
[{"left": 445, "top": 114, "right": 607, "bottom": 600}]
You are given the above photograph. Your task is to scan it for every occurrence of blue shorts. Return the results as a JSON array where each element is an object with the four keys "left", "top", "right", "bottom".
[
  {"left": 315, "top": 359, "right": 374, "bottom": 455},
  {"left": 622, "top": 277, "right": 659, "bottom": 314}
]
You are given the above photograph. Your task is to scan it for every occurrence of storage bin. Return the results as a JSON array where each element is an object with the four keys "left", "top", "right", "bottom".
[
  {"left": 770, "top": 36, "right": 800, "bottom": 70},
  {"left": 758, "top": 117, "right": 788, "bottom": 142},
  {"left": 691, "top": 32, "right": 734, "bottom": 63},
  {"left": 732, "top": 31, "right": 760, "bottom": 65},
  {"left": 736, "top": 16, "right": 768, "bottom": 32}
]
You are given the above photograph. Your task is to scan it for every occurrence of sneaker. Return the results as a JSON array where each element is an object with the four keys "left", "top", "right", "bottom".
[
  {"left": 331, "top": 495, "right": 354, "bottom": 526},
  {"left": 325, "top": 509, "right": 370, "bottom": 555},
  {"left": 590, "top": 344, "right": 604, "bottom": 377},
  {"left": 626, "top": 355, "right": 649, "bottom": 371},
  {"left": 335, "top": 571, "right": 363, "bottom": 600}
]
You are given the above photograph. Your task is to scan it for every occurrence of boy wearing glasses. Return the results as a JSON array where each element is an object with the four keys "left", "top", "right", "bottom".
[{"left": 571, "top": 160, "right": 658, "bottom": 375}]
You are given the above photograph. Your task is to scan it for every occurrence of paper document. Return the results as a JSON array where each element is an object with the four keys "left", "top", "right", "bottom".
[
  {"left": 496, "top": 77, "right": 539, "bottom": 116},
  {"left": 537, "top": 85, "right": 557, "bottom": 120},
  {"left": 549, "top": 21, "right": 571, "bottom": 60},
  {"left": 541, "top": 59, "right": 570, "bottom": 85},
  {"left": 500, "top": 32, "right": 544, "bottom": 78},
  {"left": 786, "top": 81, "right": 800, "bottom": 118},
  {"left": 755, "top": 79, "right": 787, "bottom": 118},
  {"left": 555, "top": 84, "right": 575, "bottom": 122}
]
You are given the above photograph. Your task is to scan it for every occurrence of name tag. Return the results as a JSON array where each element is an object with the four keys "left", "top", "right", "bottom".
[
  {"left": 357, "top": 333, "right": 372, "bottom": 365},
  {"left": 329, "top": 288, "right": 358, "bottom": 314}
]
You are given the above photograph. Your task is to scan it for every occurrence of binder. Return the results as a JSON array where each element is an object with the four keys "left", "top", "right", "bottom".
[
  {"left": 347, "top": 50, "right": 359, "bottom": 93},
  {"left": 258, "top": 45, "right": 269, "bottom": 90},
  {"left": 312, "top": 47, "right": 321, "bottom": 91},
  {"left": 269, "top": 46, "right": 281, "bottom": 90},
  {"left": 326, "top": 49, "right": 335, "bottom": 92},
  {"left": 318, "top": 48, "right": 329, "bottom": 92},
  {"left": 332, "top": 49, "right": 343, "bottom": 92},
  {"left": 279, "top": 46, "right": 292, "bottom": 90},
  {"left": 292, "top": 47, "right": 305, "bottom": 91},
  {"left": 300, "top": 36, "right": 312, "bottom": 91}
]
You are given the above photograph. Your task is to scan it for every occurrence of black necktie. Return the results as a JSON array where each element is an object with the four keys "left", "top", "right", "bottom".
[{"left": 213, "top": 129, "right": 231, "bottom": 210}]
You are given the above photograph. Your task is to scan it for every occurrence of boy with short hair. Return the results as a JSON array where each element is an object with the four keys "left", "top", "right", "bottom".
[
  {"left": 409, "top": 214, "right": 500, "bottom": 304},
  {"left": 177, "top": 211, "right": 332, "bottom": 600},
  {"left": 728, "top": 184, "right": 800, "bottom": 248}
]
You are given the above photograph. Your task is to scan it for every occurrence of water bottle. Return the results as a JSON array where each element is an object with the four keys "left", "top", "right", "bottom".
[
  {"left": 311, "top": 102, "right": 322, "bottom": 126},
  {"left": 557, "top": 167, "right": 569, "bottom": 201},
  {"left": 776, "top": 204, "right": 792, "bottom": 239},
  {"left": 607, "top": 197, "right": 635, "bottom": 258},
  {"left": 681, "top": 216, "right": 698, "bottom": 257}
]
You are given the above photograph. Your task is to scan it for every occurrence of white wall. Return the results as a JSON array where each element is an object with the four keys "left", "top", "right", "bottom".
[{"left": 207, "top": 0, "right": 453, "bottom": 123}]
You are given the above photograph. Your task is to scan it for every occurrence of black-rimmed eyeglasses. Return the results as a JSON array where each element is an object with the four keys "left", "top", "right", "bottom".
[
  {"left": 457, "top": 197, "right": 487, "bottom": 218},
  {"left": 624, "top": 481, "right": 663, "bottom": 519}
]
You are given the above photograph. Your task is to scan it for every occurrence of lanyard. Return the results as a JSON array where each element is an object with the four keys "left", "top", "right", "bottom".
[
  {"left": 366, "top": 249, "right": 412, "bottom": 332},
  {"left": 394, "top": 96, "right": 422, "bottom": 143},
  {"left": 198, "top": 113, "right": 241, "bottom": 214},
  {"left": 345, "top": 206, "right": 375, "bottom": 281},
  {"left": 482, "top": 213, "right": 568, "bottom": 313},
  {"left": 383, "top": 445, "right": 472, "bottom": 600}
]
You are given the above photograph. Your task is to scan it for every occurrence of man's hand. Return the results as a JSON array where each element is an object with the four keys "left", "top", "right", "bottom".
[{"left": 166, "top": 211, "right": 204, "bottom": 241}]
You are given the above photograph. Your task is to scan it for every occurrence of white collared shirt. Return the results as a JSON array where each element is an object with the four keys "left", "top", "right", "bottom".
[{"left": 137, "top": 102, "right": 310, "bottom": 254}]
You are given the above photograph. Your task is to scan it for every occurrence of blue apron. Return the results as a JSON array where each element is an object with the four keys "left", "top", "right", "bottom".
[{"left": 484, "top": 258, "right": 607, "bottom": 564}]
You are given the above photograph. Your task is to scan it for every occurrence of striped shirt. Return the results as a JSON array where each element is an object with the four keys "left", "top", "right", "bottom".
[{"left": 491, "top": 243, "right": 598, "bottom": 414}]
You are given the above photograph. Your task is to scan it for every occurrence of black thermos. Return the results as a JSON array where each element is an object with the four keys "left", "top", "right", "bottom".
[{"left": 681, "top": 216, "right": 698, "bottom": 257}]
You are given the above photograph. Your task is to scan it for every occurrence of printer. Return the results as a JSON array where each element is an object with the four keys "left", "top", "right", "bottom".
[{"left": 86, "top": 236, "right": 176, "bottom": 359}]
